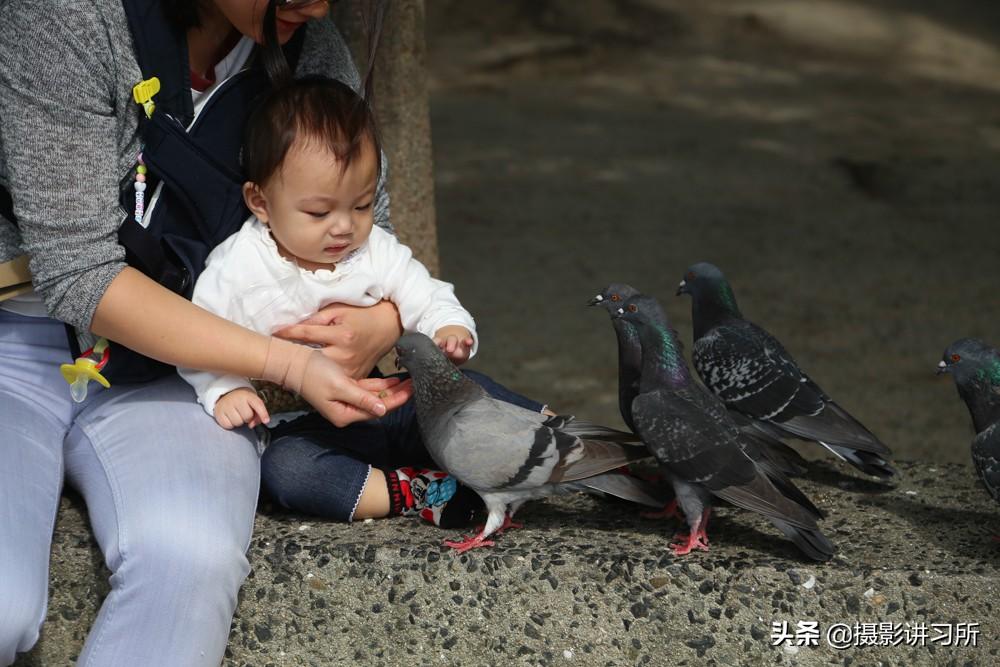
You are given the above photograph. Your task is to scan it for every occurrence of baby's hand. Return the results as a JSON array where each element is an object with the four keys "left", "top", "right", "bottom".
[
  {"left": 214, "top": 387, "right": 270, "bottom": 430},
  {"left": 433, "top": 326, "right": 475, "bottom": 364}
]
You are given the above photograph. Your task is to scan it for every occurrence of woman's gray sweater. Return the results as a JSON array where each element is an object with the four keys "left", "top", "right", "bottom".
[{"left": 0, "top": 0, "right": 388, "bottom": 329}]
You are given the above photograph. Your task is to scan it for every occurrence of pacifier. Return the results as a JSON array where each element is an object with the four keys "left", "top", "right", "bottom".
[{"left": 60, "top": 338, "right": 111, "bottom": 402}]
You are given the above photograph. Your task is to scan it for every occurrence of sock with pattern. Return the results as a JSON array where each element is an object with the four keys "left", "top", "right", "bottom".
[{"left": 384, "top": 466, "right": 483, "bottom": 528}]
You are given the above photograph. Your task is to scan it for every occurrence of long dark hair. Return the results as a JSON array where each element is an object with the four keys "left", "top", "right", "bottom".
[
  {"left": 162, "top": 1, "right": 389, "bottom": 99},
  {"left": 160, "top": 0, "right": 203, "bottom": 33},
  {"left": 261, "top": 1, "right": 387, "bottom": 99}
]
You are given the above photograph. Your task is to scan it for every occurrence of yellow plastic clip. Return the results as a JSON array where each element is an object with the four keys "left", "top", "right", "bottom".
[
  {"left": 132, "top": 77, "right": 161, "bottom": 119},
  {"left": 60, "top": 338, "right": 111, "bottom": 403}
]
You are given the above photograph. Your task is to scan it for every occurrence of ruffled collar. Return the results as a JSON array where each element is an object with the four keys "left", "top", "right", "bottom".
[{"left": 252, "top": 217, "right": 367, "bottom": 277}]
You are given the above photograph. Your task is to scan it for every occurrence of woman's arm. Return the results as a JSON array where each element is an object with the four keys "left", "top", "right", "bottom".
[
  {"left": 0, "top": 3, "right": 130, "bottom": 328},
  {"left": 92, "top": 268, "right": 409, "bottom": 425}
]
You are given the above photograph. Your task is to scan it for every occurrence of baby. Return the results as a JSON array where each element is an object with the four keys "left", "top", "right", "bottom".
[
  {"left": 180, "top": 76, "right": 475, "bottom": 430},
  {"left": 180, "top": 78, "right": 520, "bottom": 528},
  {"left": 178, "top": 76, "right": 545, "bottom": 529}
]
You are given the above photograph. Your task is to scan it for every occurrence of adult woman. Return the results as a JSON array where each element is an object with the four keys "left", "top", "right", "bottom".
[{"left": 0, "top": 1, "right": 407, "bottom": 664}]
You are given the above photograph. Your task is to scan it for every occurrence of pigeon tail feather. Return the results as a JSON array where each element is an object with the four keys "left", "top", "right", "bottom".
[
  {"left": 821, "top": 443, "right": 896, "bottom": 478},
  {"left": 770, "top": 518, "right": 836, "bottom": 562},
  {"left": 570, "top": 473, "right": 670, "bottom": 508},
  {"left": 551, "top": 439, "right": 652, "bottom": 483}
]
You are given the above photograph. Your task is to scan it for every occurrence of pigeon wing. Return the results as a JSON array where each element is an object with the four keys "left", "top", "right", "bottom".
[
  {"left": 436, "top": 399, "right": 644, "bottom": 493},
  {"left": 632, "top": 386, "right": 757, "bottom": 491},
  {"left": 772, "top": 376, "right": 892, "bottom": 456},
  {"left": 693, "top": 322, "right": 822, "bottom": 421},
  {"left": 431, "top": 397, "right": 561, "bottom": 492}
]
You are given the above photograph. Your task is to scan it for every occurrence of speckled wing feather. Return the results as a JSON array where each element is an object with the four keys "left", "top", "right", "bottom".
[
  {"left": 692, "top": 322, "right": 821, "bottom": 420},
  {"left": 695, "top": 320, "right": 891, "bottom": 458}
]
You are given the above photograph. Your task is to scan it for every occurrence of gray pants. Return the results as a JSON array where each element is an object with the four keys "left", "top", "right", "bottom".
[{"left": 0, "top": 310, "right": 260, "bottom": 666}]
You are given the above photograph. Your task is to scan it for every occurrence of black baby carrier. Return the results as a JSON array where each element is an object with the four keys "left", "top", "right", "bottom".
[{"left": 0, "top": 0, "right": 303, "bottom": 383}]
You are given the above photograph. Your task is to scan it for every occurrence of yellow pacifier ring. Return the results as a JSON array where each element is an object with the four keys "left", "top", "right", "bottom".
[{"left": 60, "top": 338, "right": 112, "bottom": 402}]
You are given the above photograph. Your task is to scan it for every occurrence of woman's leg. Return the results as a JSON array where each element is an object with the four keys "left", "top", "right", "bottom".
[
  {"left": 0, "top": 313, "right": 75, "bottom": 665},
  {"left": 64, "top": 374, "right": 260, "bottom": 667}
]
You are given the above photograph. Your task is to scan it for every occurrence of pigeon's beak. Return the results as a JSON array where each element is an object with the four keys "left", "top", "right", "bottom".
[
  {"left": 610, "top": 307, "right": 624, "bottom": 319},
  {"left": 676, "top": 279, "right": 688, "bottom": 296},
  {"left": 587, "top": 294, "right": 603, "bottom": 306},
  {"left": 935, "top": 360, "right": 949, "bottom": 375},
  {"left": 393, "top": 346, "right": 404, "bottom": 370}
]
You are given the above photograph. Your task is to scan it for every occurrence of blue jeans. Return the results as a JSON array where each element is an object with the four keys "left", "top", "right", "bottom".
[
  {"left": 261, "top": 369, "right": 543, "bottom": 521},
  {"left": 0, "top": 310, "right": 260, "bottom": 667}
]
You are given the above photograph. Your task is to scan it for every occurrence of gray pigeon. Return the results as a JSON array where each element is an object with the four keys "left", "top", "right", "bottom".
[
  {"left": 614, "top": 294, "right": 835, "bottom": 561},
  {"left": 937, "top": 338, "right": 1000, "bottom": 509},
  {"left": 677, "top": 262, "right": 895, "bottom": 478},
  {"left": 394, "top": 333, "right": 667, "bottom": 552},
  {"left": 589, "top": 284, "right": 813, "bottom": 519}
]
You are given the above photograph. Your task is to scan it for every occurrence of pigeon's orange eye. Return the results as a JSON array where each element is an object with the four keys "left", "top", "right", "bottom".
[
  {"left": 627, "top": 304, "right": 638, "bottom": 313},
  {"left": 951, "top": 353, "right": 961, "bottom": 362},
  {"left": 610, "top": 294, "right": 620, "bottom": 302},
  {"left": 686, "top": 271, "right": 695, "bottom": 280}
]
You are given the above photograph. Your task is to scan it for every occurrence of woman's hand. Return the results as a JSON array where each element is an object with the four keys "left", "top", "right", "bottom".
[
  {"left": 274, "top": 301, "right": 403, "bottom": 379},
  {"left": 262, "top": 337, "right": 413, "bottom": 427},
  {"left": 301, "top": 356, "right": 414, "bottom": 427}
]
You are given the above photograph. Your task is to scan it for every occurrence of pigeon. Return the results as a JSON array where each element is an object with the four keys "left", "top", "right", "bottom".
[
  {"left": 937, "top": 338, "right": 1000, "bottom": 509},
  {"left": 614, "top": 294, "right": 835, "bottom": 561},
  {"left": 677, "top": 262, "right": 895, "bottom": 478},
  {"left": 393, "top": 332, "right": 668, "bottom": 552},
  {"left": 589, "top": 284, "right": 811, "bottom": 500}
]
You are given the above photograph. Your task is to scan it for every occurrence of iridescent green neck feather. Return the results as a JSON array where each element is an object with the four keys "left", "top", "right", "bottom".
[
  {"left": 693, "top": 278, "right": 742, "bottom": 339},
  {"left": 962, "top": 357, "right": 1000, "bottom": 433},
  {"left": 638, "top": 321, "right": 690, "bottom": 389}
]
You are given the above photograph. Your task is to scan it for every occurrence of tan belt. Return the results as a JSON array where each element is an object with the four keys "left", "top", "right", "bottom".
[{"left": 0, "top": 255, "right": 32, "bottom": 301}]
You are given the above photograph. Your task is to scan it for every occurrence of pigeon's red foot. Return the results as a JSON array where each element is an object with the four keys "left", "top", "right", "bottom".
[
  {"left": 443, "top": 533, "right": 495, "bottom": 553},
  {"left": 476, "top": 514, "right": 524, "bottom": 535},
  {"left": 471, "top": 513, "right": 522, "bottom": 538},
  {"left": 642, "top": 499, "right": 683, "bottom": 521},
  {"left": 497, "top": 514, "right": 523, "bottom": 534},
  {"left": 669, "top": 527, "right": 710, "bottom": 556}
]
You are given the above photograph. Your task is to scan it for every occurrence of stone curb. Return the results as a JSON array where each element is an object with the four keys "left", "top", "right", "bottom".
[{"left": 15, "top": 461, "right": 999, "bottom": 666}]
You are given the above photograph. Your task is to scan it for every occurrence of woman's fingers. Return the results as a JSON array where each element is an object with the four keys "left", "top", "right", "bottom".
[
  {"left": 356, "top": 376, "right": 402, "bottom": 392},
  {"left": 323, "top": 382, "right": 387, "bottom": 426},
  {"left": 293, "top": 304, "right": 345, "bottom": 327},
  {"left": 373, "top": 378, "right": 413, "bottom": 410},
  {"left": 274, "top": 322, "right": 351, "bottom": 347}
]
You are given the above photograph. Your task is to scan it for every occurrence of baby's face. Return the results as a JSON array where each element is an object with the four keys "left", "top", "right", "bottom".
[{"left": 257, "top": 139, "right": 377, "bottom": 270}]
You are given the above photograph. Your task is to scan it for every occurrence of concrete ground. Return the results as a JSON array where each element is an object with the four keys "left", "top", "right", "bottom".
[
  {"left": 17, "top": 462, "right": 1000, "bottom": 666},
  {"left": 427, "top": 0, "right": 1000, "bottom": 465}
]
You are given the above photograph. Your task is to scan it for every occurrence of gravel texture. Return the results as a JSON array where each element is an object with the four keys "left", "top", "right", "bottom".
[{"left": 16, "top": 461, "right": 998, "bottom": 666}]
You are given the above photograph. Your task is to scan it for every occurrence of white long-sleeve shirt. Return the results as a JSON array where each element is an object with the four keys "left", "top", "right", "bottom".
[{"left": 179, "top": 218, "right": 477, "bottom": 414}]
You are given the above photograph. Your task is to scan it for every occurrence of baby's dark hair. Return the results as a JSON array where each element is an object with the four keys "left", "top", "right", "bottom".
[{"left": 242, "top": 76, "right": 383, "bottom": 188}]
